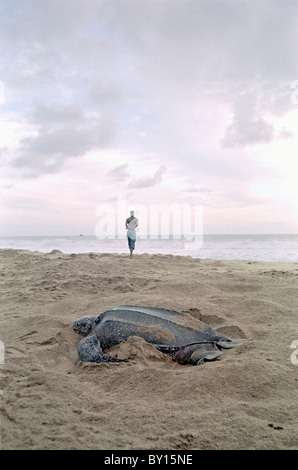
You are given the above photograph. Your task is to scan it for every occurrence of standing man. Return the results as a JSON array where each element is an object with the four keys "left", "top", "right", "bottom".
[{"left": 125, "top": 210, "right": 138, "bottom": 258}]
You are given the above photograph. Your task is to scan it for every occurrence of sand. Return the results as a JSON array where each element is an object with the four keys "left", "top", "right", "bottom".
[{"left": 1, "top": 248, "right": 297, "bottom": 450}]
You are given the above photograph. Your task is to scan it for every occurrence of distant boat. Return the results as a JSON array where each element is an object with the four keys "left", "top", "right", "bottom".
[{"left": 79, "top": 234, "right": 84, "bottom": 237}]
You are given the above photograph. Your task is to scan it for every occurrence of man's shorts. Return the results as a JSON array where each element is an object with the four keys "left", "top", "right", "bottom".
[{"left": 128, "top": 237, "right": 135, "bottom": 250}]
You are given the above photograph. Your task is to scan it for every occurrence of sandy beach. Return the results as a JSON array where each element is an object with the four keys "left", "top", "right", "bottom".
[{"left": 1, "top": 248, "right": 297, "bottom": 450}]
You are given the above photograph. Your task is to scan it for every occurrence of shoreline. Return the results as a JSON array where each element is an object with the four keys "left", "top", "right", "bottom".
[
  {"left": 1, "top": 249, "right": 297, "bottom": 449},
  {"left": 1, "top": 247, "right": 298, "bottom": 266},
  {"left": 1, "top": 233, "right": 298, "bottom": 263}
]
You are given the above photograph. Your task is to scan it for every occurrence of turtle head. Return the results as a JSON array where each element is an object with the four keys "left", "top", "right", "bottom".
[{"left": 72, "top": 316, "right": 96, "bottom": 336}]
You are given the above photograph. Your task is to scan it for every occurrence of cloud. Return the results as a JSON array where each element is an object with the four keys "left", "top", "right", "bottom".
[
  {"left": 0, "top": 147, "right": 8, "bottom": 159},
  {"left": 278, "top": 127, "right": 293, "bottom": 140},
  {"left": 11, "top": 102, "right": 118, "bottom": 176},
  {"left": 183, "top": 185, "right": 213, "bottom": 193},
  {"left": 107, "top": 163, "right": 130, "bottom": 181},
  {"left": 222, "top": 116, "right": 274, "bottom": 148},
  {"left": 129, "top": 164, "right": 166, "bottom": 188},
  {"left": 1, "top": 1, "right": 298, "bottom": 234},
  {"left": 28, "top": 101, "right": 84, "bottom": 124},
  {"left": 2, "top": 0, "right": 298, "bottom": 165},
  {"left": 221, "top": 90, "right": 276, "bottom": 147}
]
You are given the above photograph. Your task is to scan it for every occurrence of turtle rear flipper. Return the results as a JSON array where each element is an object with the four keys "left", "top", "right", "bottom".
[
  {"left": 217, "top": 338, "right": 251, "bottom": 349},
  {"left": 174, "top": 342, "right": 222, "bottom": 365},
  {"left": 77, "top": 335, "right": 125, "bottom": 363}
]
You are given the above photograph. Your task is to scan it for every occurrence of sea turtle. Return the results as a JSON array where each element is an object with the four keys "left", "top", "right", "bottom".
[{"left": 72, "top": 305, "right": 249, "bottom": 365}]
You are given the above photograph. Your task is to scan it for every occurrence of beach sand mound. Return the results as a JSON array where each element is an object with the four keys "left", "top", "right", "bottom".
[{"left": 1, "top": 250, "right": 297, "bottom": 449}]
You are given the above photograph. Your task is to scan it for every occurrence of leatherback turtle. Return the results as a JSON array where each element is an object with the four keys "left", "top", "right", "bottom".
[{"left": 72, "top": 305, "right": 248, "bottom": 365}]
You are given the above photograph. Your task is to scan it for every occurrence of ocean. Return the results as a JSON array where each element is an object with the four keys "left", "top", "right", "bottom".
[{"left": 0, "top": 234, "right": 298, "bottom": 263}]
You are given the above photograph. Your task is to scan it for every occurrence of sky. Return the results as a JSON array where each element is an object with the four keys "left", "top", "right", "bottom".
[{"left": 1, "top": 0, "right": 298, "bottom": 236}]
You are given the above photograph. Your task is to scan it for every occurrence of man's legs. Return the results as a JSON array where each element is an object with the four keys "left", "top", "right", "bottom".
[{"left": 128, "top": 237, "right": 135, "bottom": 258}]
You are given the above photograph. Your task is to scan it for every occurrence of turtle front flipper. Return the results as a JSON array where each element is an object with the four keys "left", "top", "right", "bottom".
[
  {"left": 77, "top": 335, "right": 125, "bottom": 363},
  {"left": 174, "top": 342, "right": 222, "bottom": 365}
]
